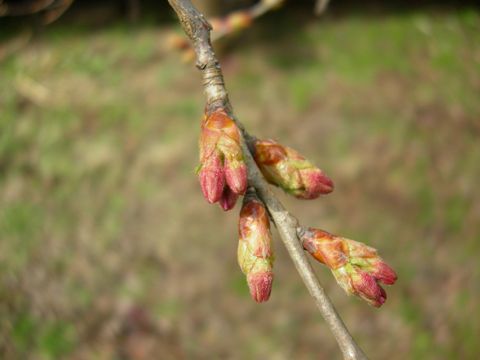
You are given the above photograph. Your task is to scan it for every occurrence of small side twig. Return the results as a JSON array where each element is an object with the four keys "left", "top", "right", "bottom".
[
  {"left": 167, "top": 1, "right": 367, "bottom": 359},
  {"left": 211, "top": 0, "right": 285, "bottom": 42}
]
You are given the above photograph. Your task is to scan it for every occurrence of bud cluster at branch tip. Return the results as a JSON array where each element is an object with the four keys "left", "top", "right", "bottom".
[
  {"left": 253, "top": 139, "right": 334, "bottom": 199},
  {"left": 199, "top": 108, "right": 248, "bottom": 210},
  {"left": 238, "top": 189, "right": 274, "bottom": 303},
  {"left": 299, "top": 227, "right": 397, "bottom": 307}
]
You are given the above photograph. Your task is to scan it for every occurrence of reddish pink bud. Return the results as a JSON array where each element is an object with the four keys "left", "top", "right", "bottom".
[
  {"left": 369, "top": 260, "right": 397, "bottom": 285},
  {"left": 351, "top": 270, "right": 387, "bottom": 307},
  {"left": 298, "top": 168, "right": 334, "bottom": 199},
  {"left": 199, "top": 151, "right": 225, "bottom": 203},
  {"left": 225, "top": 159, "right": 247, "bottom": 195},
  {"left": 247, "top": 271, "right": 274, "bottom": 303},
  {"left": 198, "top": 109, "right": 248, "bottom": 205},
  {"left": 300, "top": 227, "right": 397, "bottom": 307},
  {"left": 253, "top": 139, "right": 333, "bottom": 199},
  {"left": 219, "top": 187, "right": 239, "bottom": 211},
  {"left": 238, "top": 193, "right": 274, "bottom": 303}
]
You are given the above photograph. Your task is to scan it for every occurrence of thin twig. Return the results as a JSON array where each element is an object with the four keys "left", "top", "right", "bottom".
[
  {"left": 211, "top": 0, "right": 284, "bottom": 42},
  {"left": 167, "top": 1, "right": 367, "bottom": 359}
]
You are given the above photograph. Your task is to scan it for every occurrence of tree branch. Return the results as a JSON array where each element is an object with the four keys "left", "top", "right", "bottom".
[{"left": 167, "top": 1, "right": 367, "bottom": 359}]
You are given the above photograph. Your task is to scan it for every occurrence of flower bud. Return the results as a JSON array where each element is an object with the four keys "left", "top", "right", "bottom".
[
  {"left": 198, "top": 109, "right": 248, "bottom": 209},
  {"left": 219, "top": 187, "right": 238, "bottom": 211},
  {"left": 238, "top": 193, "right": 274, "bottom": 302},
  {"left": 300, "top": 228, "right": 397, "bottom": 307},
  {"left": 247, "top": 272, "right": 274, "bottom": 303},
  {"left": 253, "top": 139, "right": 333, "bottom": 199},
  {"left": 199, "top": 150, "right": 225, "bottom": 204},
  {"left": 224, "top": 157, "right": 248, "bottom": 196}
]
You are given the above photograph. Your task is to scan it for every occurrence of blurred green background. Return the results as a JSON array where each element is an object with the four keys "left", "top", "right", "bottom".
[{"left": 1, "top": 1, "right": 479, "bottom": 359}]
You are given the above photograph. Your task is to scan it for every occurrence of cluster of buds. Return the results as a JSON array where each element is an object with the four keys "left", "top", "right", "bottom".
[
  {"left": 299, "top": 228, "right": 397, "bottom": 307},
  {"left": 198, "top": 108, "right": 247, "bottom": 210},
  {"left": 237, "top": 190, "right": 274, "bottom": 303},
  {"left": 253, "top": 139, "right": 334, "bottom": 199},
  {"left": 196, "top": 109, "right": 396, "bottom": 306}
]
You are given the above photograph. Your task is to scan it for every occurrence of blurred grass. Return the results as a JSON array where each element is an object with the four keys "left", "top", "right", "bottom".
[{"left": 1, "top": 5, "right": 480, "bottom": 360}]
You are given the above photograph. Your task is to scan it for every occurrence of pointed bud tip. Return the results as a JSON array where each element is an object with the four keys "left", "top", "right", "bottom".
[
  {"left": 354, "top": 271, "right": 388, "bottom": 308},
  {"left": 219, "top": 187, "right": 238, "bottom": 211},
  {"left": 301, "top": 170, "right": 334, "bottom": 199},
  {"left": 318, "top": 173, "right": 334, "bottom": 193},
  {"left": 200, "top": 170, "right": 224, "bottom": 203},
  {"left": 370, "top": 286, "right": 387, "bottom": 308},
  {"left": 199, "top": 154, "right": 225, "bottom": 204},
  {"left": 225, "top": 162, "right": 247, "bottom": 195},
  {"left": 374, "top": 261, "right": 398, "bottom": 285},
  {"left": 247, "top": 272, "right": 273, "bottom": 303}
]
